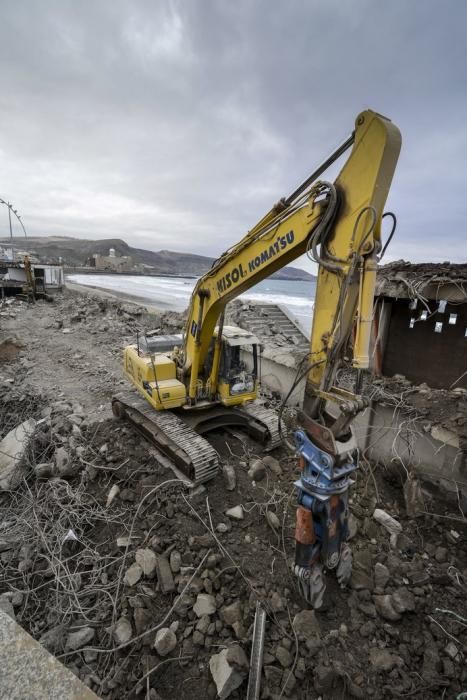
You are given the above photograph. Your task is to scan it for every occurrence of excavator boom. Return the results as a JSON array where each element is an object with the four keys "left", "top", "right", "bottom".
[{"left": 182, "top": 110, "right": 401, "bottom": 410}]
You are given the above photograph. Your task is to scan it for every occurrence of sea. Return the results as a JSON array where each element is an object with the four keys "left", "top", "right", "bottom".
[{"left": 67, "top": 274, "right": 316, "bottom": 334}]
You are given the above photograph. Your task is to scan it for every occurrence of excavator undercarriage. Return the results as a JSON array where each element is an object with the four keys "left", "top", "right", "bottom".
[{"left": 112, "top": 389, "right": 283, "bottom": 485}]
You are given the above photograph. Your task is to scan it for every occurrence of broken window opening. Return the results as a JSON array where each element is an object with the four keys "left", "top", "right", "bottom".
[
  {"left": 438, "top": 300, "right": 447, "bottom": 313},
  {"left": 434, "top": 321, "right": 443, "bottom": 333},
  {"left": 448, "top": 313, "right": 457, "bottom": 325}
]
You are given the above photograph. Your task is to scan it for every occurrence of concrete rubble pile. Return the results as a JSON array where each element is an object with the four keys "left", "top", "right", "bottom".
[{"left": 0, "top": 290, "right": 465, "bottom": 699}]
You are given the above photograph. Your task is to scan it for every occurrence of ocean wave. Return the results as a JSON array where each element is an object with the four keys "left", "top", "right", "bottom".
[{"left": 68, "top": 273, "right": 314, "bottom": 331}]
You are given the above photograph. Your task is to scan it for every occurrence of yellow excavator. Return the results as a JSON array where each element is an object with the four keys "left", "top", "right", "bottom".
[{"left": 113, "top": 109, "right": 401, "bottom": 605}]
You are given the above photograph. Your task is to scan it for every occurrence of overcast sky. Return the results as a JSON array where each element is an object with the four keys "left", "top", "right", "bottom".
[{"left": 0, "top": 0, "right": 466, "bottom": 271}]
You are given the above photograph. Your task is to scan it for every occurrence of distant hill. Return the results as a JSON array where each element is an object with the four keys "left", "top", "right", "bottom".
[{"left": 1, "top": 236, "right": 314, "bottom": 281}]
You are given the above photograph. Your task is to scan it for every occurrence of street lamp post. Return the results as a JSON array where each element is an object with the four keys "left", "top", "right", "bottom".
[
  {"left": 0, "top": 197, "right": 28, "bottom": 242},
  {"left": 8, "top": 204, "right": 12, "bottom": 241}
]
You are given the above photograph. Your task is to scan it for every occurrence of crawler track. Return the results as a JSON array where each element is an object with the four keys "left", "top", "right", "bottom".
[
  {"left": 238, "top": 402, "right": 284, "bottom": 450},
  {"left": 112, "top": 391, "right": 284, "bottom": 486},
  {"left": 112, "top": 391, "right": 219, "bottom": 485}
]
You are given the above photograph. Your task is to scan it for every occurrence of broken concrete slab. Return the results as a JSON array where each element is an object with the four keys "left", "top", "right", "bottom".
[
  {"left": 65, "top": 626, "right": 95, "bottom": 651},
  {"left": 373, "top": 508, "right": 402, "bottom": 546},
  {"left": 403, "top": 478, "right": 426, "bottom": 517},
  {"left": 226, "top": 505, "right": 244, "bottom": 520},
  {"left": 222, "top": 463, "right": 237, "bottom": 491},
  {"left": 124, "top": 563, "right": 143, "bottom": 586},
  {"left": 292, "top": 609, "right": 321, "bottom": 640},
  {"left": 193, "top": 593, "right": 217, "bottom": 617},
  {"left": 155, "top": 555, "right": 175, "bottom": 593},
  {"left": 0, "top": 418, "right": 36, "bottom": 491},
  {"left": 135, "top": 548, "right": 157, "bottom": 577},
  {"left": 0, "top": 609, "right": 98, "bottom": 699},
  {"left": 154, "top": 627, "right": 177, "bottom": 656},
  {"left": 209, "top": 646, "right": 249, "bottom": 699},
  {"left": 112, "top": 616, "right": 133, "bottom": 645}
]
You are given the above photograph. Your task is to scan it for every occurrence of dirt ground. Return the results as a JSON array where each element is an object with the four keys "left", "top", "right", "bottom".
[{"left": 0, "top": 290, "right": 466, "bottom": 700}]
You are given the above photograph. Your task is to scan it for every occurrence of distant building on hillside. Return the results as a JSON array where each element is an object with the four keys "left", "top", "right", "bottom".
[{"left": 92, "top": 248, "right": 133, "bottom": 272}]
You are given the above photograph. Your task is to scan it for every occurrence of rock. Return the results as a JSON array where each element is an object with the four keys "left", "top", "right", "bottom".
[
  {"left": 314, "top": 666, "right": 340, "bottom": 694},
  {"left": 264, "top": 665, "right": 283, "bottom": 688},
  {"left": 39, "top": 624, "right": 66, "bottom": 653},
  {"left": 351, "top": 549, "right": 373, "bottom": 591},
  {"left": 348, "top": 513, "right": 359, "bottom": 540},
  {"left": 133, "top": 607, "right": 152, "bottom": 635},
  {"left": 0, "top": 537, "right": 18, "bottom": 552},
  {"left": 248, "top": 459, "right": 266, "bottom": 482},
  {"left": 269, "top": 591, "right": 285, "bottom": 612},
  {"left": 435, "top": 546, "right": 448, "bottom": 563},
  {"left": 369, "top": 647, "right": 400, "bottom": 672},
  {"left": 292, "top": 609, "right": 321, "bottom": 640},
  {"left": 421, "top": 645, "right": 441, "bottom": 681},
  {"left": 155, "top": 555, "right": 175, "bottom": 593},
  {"left": 106, "top": 484, "right": 120, "bottom": 507},
  {"left": 391, "top": 588, "right": 415, "bottom": 614},
  {"left": 154, "top": 627, "right": 177, "bottom": 656},
  {"left": 209, "top": 646, "right": 249, "bottom": 699},
  {"left": 0, "top": 418, "right": 36, "bottom": 491},
  {"left": 275, "top": 645, "right": 292, "bottom": 668},
  {"left": 359, "top": 621, "right": 376, "bottom": 638},
  {"left": 113, "top": 617, "right": 133, "bottom": 644},
  {"left": 266, "top": 511, "right": 280, "bottom": 530},
  {"left": 34, "top": 462, "right": 55, "bottom": 478},
  {"left": 192, "top": 630, "right": 204, "bottom": 646},
  {"left": 216, "top": 522, "right": 230, "bottom": 534},
  {"left": 305, "top": 639, "right": 323, "bottom": 659},
  {"left": 445, "top": 641, "right": 459, "bottom": 660},
  {"left": 226, "top": 506, "right": 244, "bottom": 521},
  {"left": 190, "top": 533, "right": 214, "bottom": 549},
  {"left": 196, "top": 614, "right": 211, "bottom": 634},
  {"left": 232, "top": 620, "right": 245, "bottom": 639},
  {"left": 124, "top": 563, "right": 143, "bottom": 586},
  {"left": 0, "top": 594, "right": 15, "bottom": 620},
  {"left": 193, "top": 593, "right": 217, "bottom": 617},
  {"left": 65, "top": 626, "right": 95, "bottom": 651},
  {"left": 54, "top": 446, "right": 72, "bottom": 476},
  {"left": 373, "top": 509, "right": 402, "bottom": 546},
  {"left": 135, "top": 548, "right": 157, "bottom": 577},
  {"left": 373, "top": 594, "right": 401, "bottom": 621},
  {"left": 374, "top": 562, "right": 390, "bottom": 589},
  {"left": 403, "top": 478, "right": 425, "bottom": 517},
  {"left": 358, "top": 600, "right": 377, "bottom": 618},
  {"left": 220, "top": 600, "right": 243, "bottom": 627},
  {"left": 170, "top": 550, "right": 181, "bottom": 573},
  {"left": 222, "top": 463, "right": 236, "bottom": 491},
  {"left": 262, "top": 455, "right": 282, "bottom": 475}
]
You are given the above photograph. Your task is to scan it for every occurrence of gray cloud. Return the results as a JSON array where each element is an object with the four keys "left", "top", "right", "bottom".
[{"left": 0, "top": 0, "right": 466, "bottom": 270}]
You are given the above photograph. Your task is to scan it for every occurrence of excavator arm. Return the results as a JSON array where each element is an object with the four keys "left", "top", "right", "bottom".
[{"left": 182, "top": 110, "right": 401, "bottom": 415}]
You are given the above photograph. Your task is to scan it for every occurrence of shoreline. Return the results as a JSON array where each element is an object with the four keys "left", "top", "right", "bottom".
[{"left": 65, "top": 280, "right": 170, "bottom": 314}]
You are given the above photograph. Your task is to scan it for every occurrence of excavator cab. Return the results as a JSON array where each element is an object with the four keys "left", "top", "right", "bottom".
[{"left": 214, "top": 326, "right": 260, "bottom": 405}]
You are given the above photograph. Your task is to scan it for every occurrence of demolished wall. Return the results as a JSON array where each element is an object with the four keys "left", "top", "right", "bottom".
[{"left": 373, "top": 260, "right": 467, "bottom": 389}]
